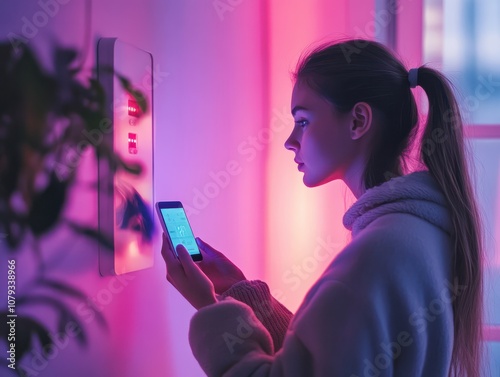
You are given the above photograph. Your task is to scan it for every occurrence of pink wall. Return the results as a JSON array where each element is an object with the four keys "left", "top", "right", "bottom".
[
  {"left": 151, "top": 1, "right": 269, "bottom": 375},
  {"left": 265, "top": 0, "right": 376, "bottom": 312}
]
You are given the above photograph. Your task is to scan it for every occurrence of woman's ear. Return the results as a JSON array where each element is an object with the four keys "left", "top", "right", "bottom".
[{"left": 350, "top": 102, "right": 373, "bottom": 140}]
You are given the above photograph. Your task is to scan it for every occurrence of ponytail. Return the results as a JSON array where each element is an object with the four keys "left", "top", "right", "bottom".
[{"left": 417, "top": 67, "right": 484, "bottom": 377}]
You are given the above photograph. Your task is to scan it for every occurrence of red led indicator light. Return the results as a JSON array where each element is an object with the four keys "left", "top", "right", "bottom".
[
  {"left": 128, "top": 99, "right": 141, "bottom": 118},
  {"left": 128, "top": 133, "right": 138, "bottom": 154}
]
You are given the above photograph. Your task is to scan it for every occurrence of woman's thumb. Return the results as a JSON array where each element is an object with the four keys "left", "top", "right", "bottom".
[{"left": 196, "top": 237, "right": 216, "bottom": 254}]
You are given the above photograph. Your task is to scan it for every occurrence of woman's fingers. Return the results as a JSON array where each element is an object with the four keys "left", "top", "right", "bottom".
[
  {"left": 176, "top": 244, "right": 197, "bottom": 272},
  {"left": 160, "top": 234, "right": 217, "bottom": 310},
  {"left": 196, "top": 237, "right": 218, "bottom": 255},
  {"left": 161, "top": 233, "right": 176, "bottom": 260},
  {"left": 161, "top": 233, "right": 183, "bottom": 281}
]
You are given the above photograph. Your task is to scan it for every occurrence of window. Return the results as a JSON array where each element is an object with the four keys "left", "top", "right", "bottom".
[{"left": 424, "top": 0, "right": 500, "bottom": 125}]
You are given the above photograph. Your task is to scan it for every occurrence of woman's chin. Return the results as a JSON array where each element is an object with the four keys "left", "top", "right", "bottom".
[
  {"left": 303, "top": 174, "right": 336, "bottom": 188},
  {"left": 302, "top": 175, "right": 320, "bottom": 188}
]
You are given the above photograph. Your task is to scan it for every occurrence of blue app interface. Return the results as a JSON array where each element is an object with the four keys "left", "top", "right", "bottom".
[{"left": 161, "top": 208, "right": 199, "bottom": 255}]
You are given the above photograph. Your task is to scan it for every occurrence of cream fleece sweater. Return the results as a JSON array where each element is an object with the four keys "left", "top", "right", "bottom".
[{"left": 189, "top": 170, "right": 456, "bottom": 377}]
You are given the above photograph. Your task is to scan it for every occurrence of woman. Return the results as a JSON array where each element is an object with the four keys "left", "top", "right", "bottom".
[{"left": 161, "top": 39, "right": 484, "bottom": 377}]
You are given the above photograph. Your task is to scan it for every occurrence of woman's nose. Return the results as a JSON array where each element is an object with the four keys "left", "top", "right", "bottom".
[{"left": 284, "top": 131, "right": 299, "bottom": 151}]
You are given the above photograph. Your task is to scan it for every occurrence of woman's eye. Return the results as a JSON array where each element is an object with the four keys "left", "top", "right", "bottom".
[{"left": 294, "top": 119, "right": 309, "bottom": 128}]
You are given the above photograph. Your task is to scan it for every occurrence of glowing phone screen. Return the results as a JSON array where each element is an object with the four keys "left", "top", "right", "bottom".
[{"left": 160, "top": 207, "right": 199, "bottom": 256}]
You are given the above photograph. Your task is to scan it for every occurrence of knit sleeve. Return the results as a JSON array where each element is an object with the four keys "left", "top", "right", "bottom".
[
  {"left": 188, "top": 279, "right": 396, "bottom": 377},
  {"left": 221, "top": 280, "right": 293, "bottom": 351}
]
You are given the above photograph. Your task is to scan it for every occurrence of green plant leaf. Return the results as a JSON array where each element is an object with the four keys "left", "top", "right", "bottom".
[
  {"left": 88, "top": 78, "right": 106, "bottom": 108},
  {"left": 37, "top": 278, "right": 88, "bottom": 300},
  {"left": 57, "top": 309, "right": 88, "bottom": 347},
  {"left": 35, "top": 277, "right": 107, "bottom": 329},
  {"left": 16, "top": 295, "right": 93, "bottom": 347},
  {"left": 54, "top": 47, "right": 78, "bottom": 73},
  {"left": 116, "top": 74, "right": 148, "bottom": 114},
  {"left": 28, "top": 172, "right": 69, "bottom": 236},
  {"left": 96, "top": 143, "right": 143, "bottom": 175}
]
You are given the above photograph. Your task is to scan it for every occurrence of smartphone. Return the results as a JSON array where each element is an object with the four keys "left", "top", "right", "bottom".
[{"left": 155, "top": 201, "right": 203, "bottom": 262}]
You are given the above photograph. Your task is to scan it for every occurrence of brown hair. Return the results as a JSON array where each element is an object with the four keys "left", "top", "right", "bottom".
[{"left": 294, "top": 39, "right": 484, "bottom": 376}]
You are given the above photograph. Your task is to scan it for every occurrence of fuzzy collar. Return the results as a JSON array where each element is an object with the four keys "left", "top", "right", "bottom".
[{"left": 342, "top": 170, "right": 452, "bottom": 237}]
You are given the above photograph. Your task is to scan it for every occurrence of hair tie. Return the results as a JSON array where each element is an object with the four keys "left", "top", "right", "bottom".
[{"left": 408, "top": 68, "right": 419, "bottom": 88}]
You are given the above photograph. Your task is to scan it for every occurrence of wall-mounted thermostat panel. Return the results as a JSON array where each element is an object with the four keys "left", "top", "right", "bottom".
[{"left": 97, "top": 38, "right": 154, "bottom": 276}]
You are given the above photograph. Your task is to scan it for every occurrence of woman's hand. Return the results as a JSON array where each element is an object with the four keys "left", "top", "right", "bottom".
[
  {"left": 195, "top": 237, "right": 247, "bottom": 294},
  {"left": 161, "top": 234, "right": 217, "bottom": 310}
]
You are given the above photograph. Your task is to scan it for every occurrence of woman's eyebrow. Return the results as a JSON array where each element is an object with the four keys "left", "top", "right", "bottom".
[{"left": 291, "top": 106, "right": 309, "bottom": 116}]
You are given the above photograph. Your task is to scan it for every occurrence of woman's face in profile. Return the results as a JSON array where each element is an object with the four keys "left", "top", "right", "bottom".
[{"left": 285, "top": 81, "right": 356, "bottom": 187}]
